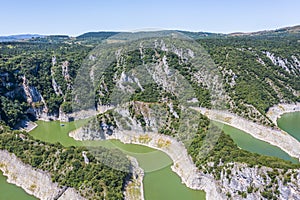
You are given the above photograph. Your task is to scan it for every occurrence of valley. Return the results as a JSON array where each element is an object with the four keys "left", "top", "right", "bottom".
[
  {"left": 0, "top": 26, "right": 300, "bottom": 200},
  {"left": 1, "top": 110, "right": 299, "bottom": 200}
]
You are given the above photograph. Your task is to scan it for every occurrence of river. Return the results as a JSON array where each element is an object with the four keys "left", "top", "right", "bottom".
[
  {"left": 213, "top": 121, "right": 299, "bottom": 163},
  {"left": 0, "top": 171, "right": 37, "bottom": 200},
  {"left": 1, "top": 112, "right": 299, "bottom": 200},
  {"left": 277, "top": 111, "right": 300, "bottom": 142},
  {"left": 30, "top": 120, "right": 206, "bottom": 200}
]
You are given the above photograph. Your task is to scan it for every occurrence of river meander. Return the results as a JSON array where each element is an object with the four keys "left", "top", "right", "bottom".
[
  {"left": 1, "top": 112, "right": 299, "bottom": 200},
  {"left": 29, "top": 120, "right": 206, "bottom": 200}
]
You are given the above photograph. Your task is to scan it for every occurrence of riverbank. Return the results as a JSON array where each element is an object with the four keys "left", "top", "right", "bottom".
[
  {"left": 192, "top": 107, "right": 300, "bottom": 161},
  {"left": 71, "top": 125, "right": 300, "bottom": 199},
  {"left": 20, "top": 106, "right": 113, "bottom": 132},
  {"left": 124, "top": 156, "right": 145, "bottom": 200},
  {"left": 36, "top": 106, "right": 113, "bottom": 122},
  {"left": 70, "top": 128, "right": 223, "bottom": 199},
  {"left": 0, "top": 150, "right": 85, "bottom": 200},
  {"left": 266, "top": 103, "right": 300, "bottom": 125},
  {"left": 15, "top": 119, "right": 38, "bottom": 132}
]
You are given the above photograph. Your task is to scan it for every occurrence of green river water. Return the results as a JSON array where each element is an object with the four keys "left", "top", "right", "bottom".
[
  {"left": 0, "top": 171, "right": 37, "bottom": 200},
  {"left": 278, "top": 111, "right": 300, "bottom": 142},
  {"left": 1, "top": 120, "right": 205, "bottom": 200},
  {"left": 1, "top": 112, "right": 299, "bottom": 200},
  {"left": 213, "top": 121, "right": 299, "bottom": 163}
]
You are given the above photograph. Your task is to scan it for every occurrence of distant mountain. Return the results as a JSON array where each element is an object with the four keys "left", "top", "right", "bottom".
[
  {"left": 177, "top": 30, "right": 225, "bottom": 38},
  {"left": 77, "top": 32, "right": 119, "bottom": 39},
  {"left": 229, "top": 25, "right": 300, "bottom": 37},
  {"left": 29, "top": 35, "right": 71, "bottom": 43},
  {"left": 76, "top": 30, "right": 224, "bottom": 40},
  {"left": 0, "top": 34, "right": 44, "bottom": 42},
  {"left": 1, "top": 25, "right": 299, "bottom": 43},
  {"left": 76, "top": 25, "right": 300, "bottom": 41}
]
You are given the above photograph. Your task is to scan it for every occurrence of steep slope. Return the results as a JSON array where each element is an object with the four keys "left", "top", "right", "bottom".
[
  {"left": 70, "top": 33, "right": 300, "bottom": 199},
  {"left": 198, "top": 37, "right": 299, "bottom": 125}
]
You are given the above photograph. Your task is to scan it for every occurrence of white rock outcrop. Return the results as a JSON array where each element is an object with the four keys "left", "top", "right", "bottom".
[
  {"left": 266, "top": 103, "right": 300, "bottom": 126},
  {"left": 124, "top": 156, "right": 144, "bottom": 200},
  {"left": 0, "top": 150, "right": 85, "bottom": 200},
  {"left": 70, "top": 129, "right": 224, "bottom": 199},
  {"left": 192, "top": 107, "right": 300, "bottom": 160}
]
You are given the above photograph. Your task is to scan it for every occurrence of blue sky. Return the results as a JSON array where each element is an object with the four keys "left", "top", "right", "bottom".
[{"left": 1, "top": 0, "right": 300, "bottom": 36}]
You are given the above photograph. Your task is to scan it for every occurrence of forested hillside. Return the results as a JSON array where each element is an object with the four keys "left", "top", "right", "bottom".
[
  {"left": 0, "top": 126, "right": 130, "bottom": 199},
  {"left": 0, "top": 41, "right": 92, "bottom": 126},
  {"left": 1, "top": 31, "right": 299, "bottom": 128},
  {"left": 0, "top": 28, "right": 300, "bottom": 199},
  {"left": 198, "top": 36, "right": 300, "bottom": 125}
]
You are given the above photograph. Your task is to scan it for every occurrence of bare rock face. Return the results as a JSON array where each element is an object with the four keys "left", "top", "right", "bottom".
[
  {"left": 57, "top": 188, "right": 85, "bottom": 200},
  {"left": 0, "top": 150, "right": 85, "bottom": 200},
  {"left": 264, "top": 52, "right": 300, "bottom": 75},
  {"left": 215, "top": 163, "right": 300, "bottom": 200},
  {"left": 124, "top": 156, "right": 144, "bottom": 200}
]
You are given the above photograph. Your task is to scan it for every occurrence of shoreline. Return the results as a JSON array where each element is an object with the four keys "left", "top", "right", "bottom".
[
  {"left": 266, "top": 103, "right": 300, "bottom": 125},
  {"left": 124, "top": 156, "right": 145, "bottom": 200},
  {"left": 16, "top": 103, "right": 300, "bottom": 199},
  {"left": 70, "top": 128, "right": 224, "bottom": 200},
  {"left": 0, "top": 150, "right": 85, "bottom": 200},
  {"left": 192, "top": 106, "right": 300, "bottom": 161}
]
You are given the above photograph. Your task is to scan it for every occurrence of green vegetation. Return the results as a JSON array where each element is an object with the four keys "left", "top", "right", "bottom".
[
  {"left": 131, "top": 83, "right": 163, "bottom": 103},
  {"left": 198, "top": 37, "right": 299, "bottom": 123},
  {"left": 0, "top": 129, "right": 130, "bottom": 199},
  {"left": 0, "top": 41, "right": 92, "bottom": 126},
  {"left": 188, "top": 114, "right": 300, "bottom": 170},
  {"left": 1, "top": 30, "right": 300, "bottom": 199}
]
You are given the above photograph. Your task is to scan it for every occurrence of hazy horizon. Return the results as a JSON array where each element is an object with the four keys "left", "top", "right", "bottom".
[
  {"left": 1, "top": 0, "right": 300, "bottom": 36},
  {"left": 2, "top": 24, "right": 300, "bottom": 37}
]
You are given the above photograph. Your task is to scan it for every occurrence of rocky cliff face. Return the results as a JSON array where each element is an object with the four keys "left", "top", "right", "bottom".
[
  {"left": 215, "top": 163, "right": 300, "bottom": 200},
  {"left": 264, "top": 52, "right": 300, "bottom": 75},
  {"left": 124, "top": 156, "right": 144, "bottom": 200},
  {"left": 21, "top": 75, "right": 52, "bottom": 120},
  {"left": 0, "top": 150, "right": 85, "bottom": 200}
]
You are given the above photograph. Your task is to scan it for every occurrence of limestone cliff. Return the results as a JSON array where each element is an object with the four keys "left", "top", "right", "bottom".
[{"left": 0, "top": 150, "right": 85, "bottom": 200}]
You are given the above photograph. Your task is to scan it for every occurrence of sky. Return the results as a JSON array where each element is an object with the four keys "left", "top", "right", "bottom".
[{"left": 1, "top": 0, "right": 300, "bottom": 36}]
